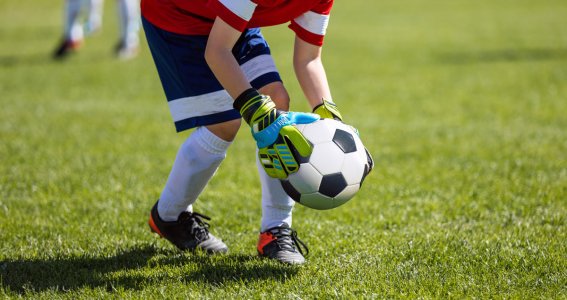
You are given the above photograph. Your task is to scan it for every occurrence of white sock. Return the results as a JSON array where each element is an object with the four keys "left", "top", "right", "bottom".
[
  {"left": 257, "top": 153, "right": 295, "bottom": 232},
  {"left": 64, "top": 0, "right": 84, "bottom": 41},
  {"left": 117, "top": 0, "right": 140, "bottom": 48},
  {"left": 158, "top": 127, "right": 231, "bottom": 221}
]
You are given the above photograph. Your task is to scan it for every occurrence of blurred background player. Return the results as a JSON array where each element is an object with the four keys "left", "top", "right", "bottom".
[{"left": 53, "top": 0, "right": 140, "bottom": 60}]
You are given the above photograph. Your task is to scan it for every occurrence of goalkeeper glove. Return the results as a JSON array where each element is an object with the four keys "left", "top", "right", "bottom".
[
  {"left": 234, "top": 88, "right": 320, "bottom": 179},
  {"left": 313, "top": 99, "right": 374, "bottom": 173},
  {"left": 313, "top": 99, "right": 343, "bottom": 121}
]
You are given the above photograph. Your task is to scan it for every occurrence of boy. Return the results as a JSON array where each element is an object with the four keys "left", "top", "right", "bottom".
[{"left": 142, "top": 0, "right": 370, "bottom": 264}]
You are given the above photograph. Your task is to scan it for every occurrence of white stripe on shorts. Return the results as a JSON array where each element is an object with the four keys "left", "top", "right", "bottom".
[
  {"left": 168, "top": 90, "right": 233, "bottom": 122},
  {"left": 240, "top": 54, "right": 278, "bottom": 83},
  {"left": 168, "top": 54, "right": 277, "bottom": 122}
]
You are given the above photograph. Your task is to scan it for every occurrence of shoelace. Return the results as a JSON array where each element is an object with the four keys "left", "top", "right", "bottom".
[
  {"left": 179, "top": 212, "right": 211, "bottom": 243},
  {"left": 270, "top": 227, "right": 309, "bottom": 256}
]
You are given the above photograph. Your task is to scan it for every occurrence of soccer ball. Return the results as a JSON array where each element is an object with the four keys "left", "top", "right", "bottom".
[{"left": 280, "top": 119, "right": 371, "bottom": 210}]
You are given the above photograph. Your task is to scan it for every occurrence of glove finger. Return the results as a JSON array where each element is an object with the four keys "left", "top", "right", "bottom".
[
  {"left": 258, "top": 147, "right": 288, "bottom": 179},
  {"left": 279, "top": 125, "right": 313, "bottom": 157},
  {"left": 286, "top": 111, "right": 320, "bottom": 125}
]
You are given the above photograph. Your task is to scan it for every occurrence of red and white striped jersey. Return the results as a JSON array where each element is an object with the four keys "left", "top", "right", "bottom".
[{"left": 141, "top": 0, "right": 334, "bottom": 46}]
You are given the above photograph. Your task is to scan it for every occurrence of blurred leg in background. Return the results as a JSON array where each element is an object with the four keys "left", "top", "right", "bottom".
[
  {"left": 53, "top": 0, "right": 140, "bottom": 60},
  {"left": 53, "top": 0, "right": 88, "bottom": 59},
  {"left": 85, "top": 0, "right": 104, "bottom": 35},
  {"left": 115, "top": 0, "right": 140, "bottom": 60}
]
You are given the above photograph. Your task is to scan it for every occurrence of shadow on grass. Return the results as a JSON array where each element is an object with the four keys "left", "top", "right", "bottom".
[
  {"left": 0, "top": 51, "right": 114, "bottom": 68},
  {"left": 0, "top": 244, "right": 298, "bottom": 294},
  {"left": 0, "top": 54, "right": 52, "bottom": 67},
  {"left": 437, "top": 48, "right": 567, "bottom": 64}
]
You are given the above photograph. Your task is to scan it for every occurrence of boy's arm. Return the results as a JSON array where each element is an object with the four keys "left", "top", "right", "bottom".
[
  {"left": 205, "top": 17, "right": 252, "bottom": 99},
  {"left": 294, "top": 35, "right": 374, "bottom": 172},
  {"left": 205, "top": 17, "right": 320, "bottom": 179},
  {"left": 293, "top": 35, "right": 332, "bottom": 109}
]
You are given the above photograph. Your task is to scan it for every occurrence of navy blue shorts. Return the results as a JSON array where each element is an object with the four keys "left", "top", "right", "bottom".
[{"left": 142, "top": 17, "right": 282, "bottom": 132}]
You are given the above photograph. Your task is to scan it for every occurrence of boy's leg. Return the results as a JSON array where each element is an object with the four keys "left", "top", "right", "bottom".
[
  {"left": 254, "top": 83, "right": 308, "bottom": 265},
  {"left": 256, "top": 153, "right": 294, "bottom": 231},
  {"left": 158, "top": 122, "right": 237, "bottom": 221},
  {"left": 149, "top": 123, "right": 235, "bottom": 253},
  {"left": 257, "top": 82, "right": 293, "bottom": 231},
  {"left": 85, "top": 0, "right": 104, "bottom": 35},
  {"left": 116, "top": 0, "right": 140, "bottom": 59},
  {"left": 53, "top": 0, "right": 86, "bottom": 58},
  {"left": 64, "top": 0, "right": 84, "bottom": 41},
  {"left": 143, "top": 17, "right": 241, "bottom": 252},
  {"left": 235, "top": 29, "right": 309, "bottom": 264}
]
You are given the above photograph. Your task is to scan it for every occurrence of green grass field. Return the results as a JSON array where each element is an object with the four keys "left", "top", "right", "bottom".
[{"left": 1, "top": 0, "right": 566, "bottom": 298}]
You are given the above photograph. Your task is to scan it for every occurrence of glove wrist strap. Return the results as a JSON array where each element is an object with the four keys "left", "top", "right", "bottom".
[
  {"left": 234, "top": 88, "right": 261, "bottom": 125},
  {"left": 234, "top": 88, "right": 259, "bottom": 111}
]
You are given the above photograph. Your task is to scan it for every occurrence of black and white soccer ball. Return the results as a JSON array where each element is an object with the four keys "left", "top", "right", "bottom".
[{"left": 281, "top": 119, "right": 371, "bottom": 210}]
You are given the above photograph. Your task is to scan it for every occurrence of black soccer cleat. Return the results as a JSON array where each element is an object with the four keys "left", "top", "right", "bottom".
[
  {"left": 149, "top": 201, "right": 228, "bottom": 253},
  {"left": 257, "top": 224, "right": 308, "bottom": 264},
  {"left": 52, "top": 39, "right": 82, "bottom": 59}
]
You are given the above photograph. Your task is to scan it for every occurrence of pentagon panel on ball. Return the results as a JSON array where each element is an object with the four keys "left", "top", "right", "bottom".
[{"left": 280, "top": 119, "right": 371, "bottom": 210}]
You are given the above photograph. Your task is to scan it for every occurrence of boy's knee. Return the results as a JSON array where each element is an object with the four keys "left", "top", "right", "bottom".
[
  {"left": 259, "top": 82, "right": 290, "bottom": 111},
  {"left": 205, "top": 118, "right": 241, "bottom": 142}
]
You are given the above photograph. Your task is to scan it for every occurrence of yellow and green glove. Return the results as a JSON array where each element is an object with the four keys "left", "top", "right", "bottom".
[
  {"left": 312, "top": 99, "right": 343, "bottom": 121},
  {"left": 313, "top": 99, "right": 374, "bottom": 173},
  {"left": 234, "top": 88, "right": 320, "bottom": 179}
]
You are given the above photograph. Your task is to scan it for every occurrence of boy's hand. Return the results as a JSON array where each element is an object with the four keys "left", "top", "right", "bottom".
[
  {"left": 313, "top": 99, "right": 374, "bottom": 173},
  {"left": 313, "top": 99, "right": 343, "bottom": 121},
  {"left": 234, "top": 88, "right": 320, "bottom": 179}
]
